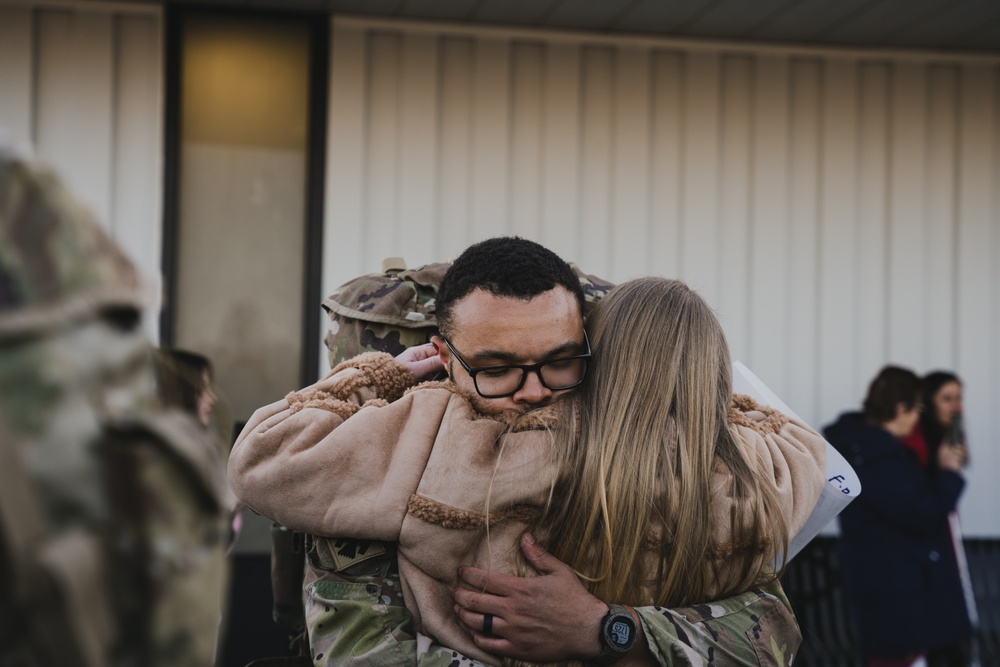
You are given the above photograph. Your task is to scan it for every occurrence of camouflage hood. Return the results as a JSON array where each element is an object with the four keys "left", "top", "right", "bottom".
[{"left": 0, "top": 149, "right": 149, "bottom": 339}]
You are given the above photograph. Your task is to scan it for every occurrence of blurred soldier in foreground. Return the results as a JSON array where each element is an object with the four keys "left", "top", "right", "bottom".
[{"left": 0, "top": 149, "right": 231, "bottom": 667}]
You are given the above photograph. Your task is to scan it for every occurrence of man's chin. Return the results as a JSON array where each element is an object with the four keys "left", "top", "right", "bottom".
[
  {"left": 467, "top": 393, "right": 553, "bottom": 419},
  {"left": 467, "top": 393, "right": 518, "bottom": 418}
]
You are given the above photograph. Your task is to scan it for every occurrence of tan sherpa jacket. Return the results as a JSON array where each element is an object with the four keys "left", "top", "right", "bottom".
[{"left": 229, "top": 352, "right": 827, "bottom": 665}]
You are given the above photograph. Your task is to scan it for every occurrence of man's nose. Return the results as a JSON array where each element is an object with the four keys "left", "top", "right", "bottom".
[{"left": 513, "top": 369, "right": 552, "bottom": 405}]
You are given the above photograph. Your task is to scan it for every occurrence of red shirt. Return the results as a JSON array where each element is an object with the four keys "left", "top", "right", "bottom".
[{"left": 900, "top": 426, "right": 929, "bottom": 468}]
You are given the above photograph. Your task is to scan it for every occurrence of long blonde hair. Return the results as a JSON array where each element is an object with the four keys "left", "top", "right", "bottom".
[{"left": 535, "top": 277, "right": 787, "bottom": 608}]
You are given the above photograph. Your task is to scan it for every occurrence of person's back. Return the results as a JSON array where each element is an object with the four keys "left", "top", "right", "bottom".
[
  {"left": 532, "top": 277, "right": 826, "bottom": 608},
  {"left": 0, "top": 150, "right": 231, "bottom": 667}
]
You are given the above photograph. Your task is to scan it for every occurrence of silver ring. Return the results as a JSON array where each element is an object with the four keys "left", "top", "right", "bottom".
[{"left": 482, "top": 613, "right": 494, "bottom": 635}]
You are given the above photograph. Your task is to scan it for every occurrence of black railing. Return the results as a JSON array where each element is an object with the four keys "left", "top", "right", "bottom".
[{"left": 782, "top": 537, "right": 1000, "bottom": 666}]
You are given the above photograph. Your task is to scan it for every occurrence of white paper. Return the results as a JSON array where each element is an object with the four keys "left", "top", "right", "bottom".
[
  {"left": 732, "top": 361, "right": 861, "bottom": 561},
  {"left": 949, "top": 511, "right": 979, "bottom": 628}
]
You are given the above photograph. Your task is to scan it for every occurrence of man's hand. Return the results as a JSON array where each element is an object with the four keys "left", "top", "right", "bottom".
[
  {"left": 452, "top": 533, "right": 608, "bottom": 661},
  {"left": 395, "top": 343, "right": 444, "bottom": 382}
]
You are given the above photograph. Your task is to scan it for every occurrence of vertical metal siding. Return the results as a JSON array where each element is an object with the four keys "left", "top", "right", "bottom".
[
  {"left": 323, "top": 18, "right": 1000, "bottom": 536},
  {"left": 0, "top": 3, "right": 163, "bottom": 338},
  {"left": 0, "top": 7, "right": 34, "bottom": 146}
]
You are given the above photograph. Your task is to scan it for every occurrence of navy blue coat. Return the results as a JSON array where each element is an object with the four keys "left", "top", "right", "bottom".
[{"left": 823, "top": 412, "right": 972, "bottom": 657}]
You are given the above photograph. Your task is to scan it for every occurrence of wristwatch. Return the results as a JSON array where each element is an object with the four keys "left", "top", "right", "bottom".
[{"left": 593, "top": 603, "right": 638, "bottom": 665}]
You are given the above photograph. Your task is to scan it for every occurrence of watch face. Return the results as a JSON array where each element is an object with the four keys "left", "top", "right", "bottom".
[{"left": 610, "top": 619, "right": 633, "bottom": 647}]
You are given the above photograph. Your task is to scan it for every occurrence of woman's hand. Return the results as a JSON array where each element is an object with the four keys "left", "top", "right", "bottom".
[
  {"left": 395, "top": 343, "right": 444, "bottom": 382},
  {"left": 938, "top": 442, "right": 967, "bottom": 472}
]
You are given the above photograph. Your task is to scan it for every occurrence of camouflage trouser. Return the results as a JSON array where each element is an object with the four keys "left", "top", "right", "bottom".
[{"left": 303, "top": 537, "right": 490, "bottom": 667}]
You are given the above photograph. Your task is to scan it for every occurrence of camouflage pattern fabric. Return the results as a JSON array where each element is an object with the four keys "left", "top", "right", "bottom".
[
  {"left": 299, "top": 513, "right": 487, "bottom": 666},
  {"left": 0, "top": 150, "right": 230, "bottom": 667},
  {"left": 303, "top": 542, "right": 416, "bottom": 667},
  {"left": 637, "top": 580, "right": 802, "bottom": 666},
  {"left": 303, "top": 558, "right": 801, "bottom": 667},
  {"left": 409, "top": 579, "right": 802, "bottom": 667},
  {"left": 416, "top": 637, "right": 489, "bottom": 666},
  {"left": 322, "top": 263, "right": 447, "bottom": 365},
  {"left": 410, "top": 585, "right": 805, "bottom": 667},
  {"left": 0, "top": 152, "right": 146, "bottom": 333}
]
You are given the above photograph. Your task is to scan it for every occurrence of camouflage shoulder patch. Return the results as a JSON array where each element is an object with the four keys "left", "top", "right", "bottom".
[{"left": 310, "top": 537, "right": 389, "bottom": 572}]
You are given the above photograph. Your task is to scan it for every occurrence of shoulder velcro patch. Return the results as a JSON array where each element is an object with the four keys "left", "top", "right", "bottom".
[{"left": 310, "top": 537, "right": 388, "bottom": 572}]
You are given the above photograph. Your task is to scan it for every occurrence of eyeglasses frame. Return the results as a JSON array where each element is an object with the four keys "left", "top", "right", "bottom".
[{"left": 442, "top": 331, "right": 591, "bottom": 399}]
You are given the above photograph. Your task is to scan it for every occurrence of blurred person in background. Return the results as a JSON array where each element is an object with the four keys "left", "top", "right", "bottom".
[
  {"left": 900, "top": 371, "right": 976, "bottom": 666},
  {"left": 156, "top": 347, "right": 243, "bottom": 548},
  {"left": 0, "top": 148, "right": 231, "bottom": 667},
  {"left": 824, "top": 366, "right": 971, "bottom": 667},
  {"left": 156, "top": 348, "right": 219, "bottom": 430},
  {"left": 902, "top": 372, "right": 966, "bottom": 472}
]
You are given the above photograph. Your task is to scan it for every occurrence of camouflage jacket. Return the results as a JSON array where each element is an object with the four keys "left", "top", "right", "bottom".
[
  {"left": 231, "top": 353, "right": 816, "bottom": 666},
  {"left": 305, "top": 575, "right": 803, "bottom": 667},
  {"left": 0, "top": 150, "right": 230, "bottom": 667}
]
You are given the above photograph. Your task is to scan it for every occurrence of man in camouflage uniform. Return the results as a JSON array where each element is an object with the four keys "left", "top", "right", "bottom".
[
  {"left": 0, "top": 149, "right": 231, "bottom": 667},
  {"left": 259, "top": 238, "right": 803, "bottom": 666}
]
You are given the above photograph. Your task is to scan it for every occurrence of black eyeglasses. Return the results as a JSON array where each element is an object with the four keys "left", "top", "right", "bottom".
[{"left": 443, "top": 332, "right": 591, "bottom": 399}]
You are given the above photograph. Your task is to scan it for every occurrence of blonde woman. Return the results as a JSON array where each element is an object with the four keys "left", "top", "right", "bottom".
[
  {"left": 231, "top": 277, "right": 826, "bottom": 666},
  {"left": 522, "top": 277, "right": 810, "bottom": 610}
]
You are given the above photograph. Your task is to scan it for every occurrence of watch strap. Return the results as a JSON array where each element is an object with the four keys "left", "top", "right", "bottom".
[{"left": 593, "top": 603, "right": 638, "bottom": 666}]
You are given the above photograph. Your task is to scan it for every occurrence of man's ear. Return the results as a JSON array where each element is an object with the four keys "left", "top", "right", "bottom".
[{"left": 431, "top": 335, "right": 450, "bottom": 365}]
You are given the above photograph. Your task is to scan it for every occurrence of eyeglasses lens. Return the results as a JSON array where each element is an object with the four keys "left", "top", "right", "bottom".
[{"left": 474, "top": 358, "right": 588, "bottom": 398}]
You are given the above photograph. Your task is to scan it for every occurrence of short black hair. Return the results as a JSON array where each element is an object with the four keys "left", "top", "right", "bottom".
[
  {"left": 862, "top": 365, "right": 922, "bottom": 424},
  {"left": 437, "top": 236, "right": 585, "bottom": 337}
]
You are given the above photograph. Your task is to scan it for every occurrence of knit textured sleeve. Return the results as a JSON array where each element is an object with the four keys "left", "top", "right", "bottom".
[
  {"left": 228, "top": 352, "right": 431, "bottom": 536},
  {"left": 726, "top": 394, "right": 827, "bottom": 545},
  {"left": 285, "top": 352, "right": 414, "bottom": 420}
]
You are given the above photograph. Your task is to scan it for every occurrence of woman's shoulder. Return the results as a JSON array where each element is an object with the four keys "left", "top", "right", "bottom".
[
  {"left": 728, "top": 394, "right": 789, "bottom": 436},
  {"left": 727, "top": 394, "right": 824, "bottom": 452}
]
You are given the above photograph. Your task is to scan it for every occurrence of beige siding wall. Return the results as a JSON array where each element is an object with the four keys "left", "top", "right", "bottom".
[
  {"left": 0, "top": 6, "right": 996, "bottom": 536},
  {"left": 324, "top": 17, "right": 1000, "bottom": 536},
  {"left": 0, "top": 1, "right": 163, "bottom": 338}
]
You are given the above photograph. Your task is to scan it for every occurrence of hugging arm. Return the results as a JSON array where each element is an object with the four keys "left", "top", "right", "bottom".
[
  {"left": 453, "top": 401, "right": 825, "bottom": 666},
  {"left": 228, "top": 352, "right": 424, "bottom": 535},
  {"left": 453, "top": 534, "right": 655, "bottom": 665},
  {"left": 454, "top": 535, "right": 799, "bottom": 666}
]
